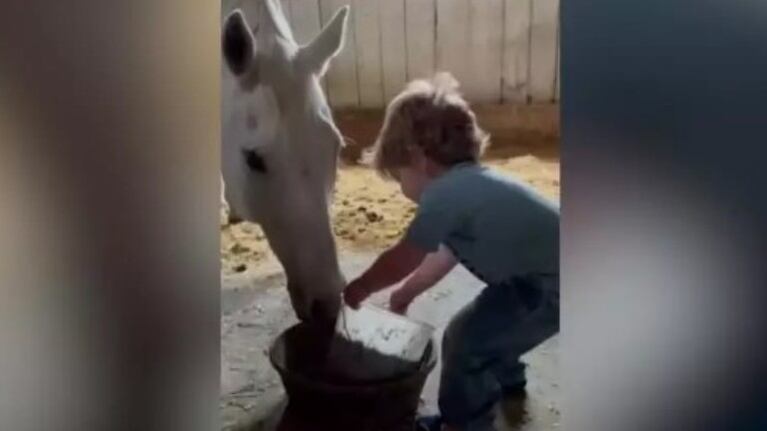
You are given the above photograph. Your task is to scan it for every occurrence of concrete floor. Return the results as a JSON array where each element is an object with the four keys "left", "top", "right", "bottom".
[{"left": 221, "top": 252, "right": 560, "bottom": 430}]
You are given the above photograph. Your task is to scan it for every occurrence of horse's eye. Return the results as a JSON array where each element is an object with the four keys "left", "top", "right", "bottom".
[{"left": 243, "top": 149, "right": 267, "bottom": 173}]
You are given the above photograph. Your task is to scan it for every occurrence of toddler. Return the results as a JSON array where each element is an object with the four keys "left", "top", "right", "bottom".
[{"left": 343, "top": 73, "right": 559, "bottom": 431}]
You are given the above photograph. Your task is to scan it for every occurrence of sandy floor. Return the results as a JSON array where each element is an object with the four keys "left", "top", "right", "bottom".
[{"left": 220, "top": 134, "right": 559, "bottom": 275}]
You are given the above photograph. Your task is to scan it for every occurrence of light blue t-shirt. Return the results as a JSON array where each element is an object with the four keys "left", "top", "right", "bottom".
[{"left": 405, "top": 163, "right": 559, "bottom": 283}]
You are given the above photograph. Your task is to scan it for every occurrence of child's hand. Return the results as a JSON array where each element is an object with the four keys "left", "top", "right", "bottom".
[
  {"left": 342, "top": 240, "right": 429, "bottom": 309},
  {"left": 390, "top": 288, "right": 417, "bottom": 315},
  {"left": 343, "top": 279, "right": 372, "bottom": 309}
]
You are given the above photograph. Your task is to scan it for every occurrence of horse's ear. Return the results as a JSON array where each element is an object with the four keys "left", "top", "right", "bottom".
[
  {"left": 295, "top": 5, "right": 348, "bottom": 77},
  {"left": 223, "top": 10, "right": 256, "bottom": 77}
]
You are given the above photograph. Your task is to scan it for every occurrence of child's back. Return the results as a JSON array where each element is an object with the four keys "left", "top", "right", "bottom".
[{"left": 407, "top": 162, "right": 559, "bottom": 285}]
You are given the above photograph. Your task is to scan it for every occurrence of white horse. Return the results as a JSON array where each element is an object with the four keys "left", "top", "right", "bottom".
[{"left": 221, "top": 0, "right": 348, "bottom": 323}]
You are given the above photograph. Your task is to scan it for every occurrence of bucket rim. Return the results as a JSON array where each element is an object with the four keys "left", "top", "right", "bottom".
[
  {"left": 268, "top": 323, "right": 437, "bottom": 392},
  {"left": 347, "top": 304, "right": 437, "bottom": 334}
]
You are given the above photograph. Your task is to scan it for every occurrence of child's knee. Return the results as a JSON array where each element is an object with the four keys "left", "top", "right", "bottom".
[
  {"left": 441, "top": 307, "right": 500, "bottom": 371},
  {"left": 441, "top": 335, "right": 487, "bottom": 376}
]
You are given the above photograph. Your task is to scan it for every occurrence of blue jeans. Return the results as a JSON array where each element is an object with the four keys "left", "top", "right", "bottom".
[{"left": 438, "top": 274, "right": 559, "bottom": 430}]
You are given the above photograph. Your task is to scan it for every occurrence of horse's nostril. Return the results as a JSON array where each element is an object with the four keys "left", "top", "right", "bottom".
[{"left": 242, "top": 149, "right": 267, "bottom": 173}]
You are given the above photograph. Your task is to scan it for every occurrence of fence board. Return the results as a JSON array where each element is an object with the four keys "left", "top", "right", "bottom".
[
  {"left": 502, "top": 0, "right": 530, "bottom": 103},
  {"left": 529, "top": 0, "right": 558, "bottom": 102},
  {"left": 405, "top": 0, "right": 436, "bottom": 82},
  {"left": 468, "top": 0, "right": 504, "bottom": 103},
  {"left": 436, "top": 0, "right": 471, "bottom": 93},
  {"left": 320, "top": 0, "right": 360, "bottom": 107},
  {"left": 380, "top": 0, "right": 408, "bottom": 100},
  {"left": 353, "top": 0, "right": 385, "bottom": 107}
]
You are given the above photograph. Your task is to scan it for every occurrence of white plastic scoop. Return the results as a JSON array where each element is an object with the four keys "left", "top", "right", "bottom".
[{"left": 326, "top": 304, "right": 435, "bottom": 381}]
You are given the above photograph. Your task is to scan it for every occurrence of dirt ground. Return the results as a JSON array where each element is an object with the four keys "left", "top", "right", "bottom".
[{"left": 220, "top": 106, "right": 559, "bottom": 275}]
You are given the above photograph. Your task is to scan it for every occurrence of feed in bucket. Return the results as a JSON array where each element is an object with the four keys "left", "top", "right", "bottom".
[{"left": 332, "top": 304, "right": 434, "bottom": 381}]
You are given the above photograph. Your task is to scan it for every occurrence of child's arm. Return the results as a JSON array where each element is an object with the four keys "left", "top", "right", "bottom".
[
  {"left": 390, "top": 244, "right": 458, "bottom": 314},
  {"left": 343, "top": 239, "right": 428, "bottom": 309}
]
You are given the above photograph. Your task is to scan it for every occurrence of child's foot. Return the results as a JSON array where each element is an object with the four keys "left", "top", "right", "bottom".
[{"left": 416, "top": 414, "right": 443, "bottom": 431}]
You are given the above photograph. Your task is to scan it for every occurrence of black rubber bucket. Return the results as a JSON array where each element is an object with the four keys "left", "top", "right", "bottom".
[{"left": 269, "top": 323, "right": 437, "bottom": 431}]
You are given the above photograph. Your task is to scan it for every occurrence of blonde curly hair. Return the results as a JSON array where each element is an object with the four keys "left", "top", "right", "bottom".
[{"left": 372, "top": 72, "right": 489, "bottom": 179}]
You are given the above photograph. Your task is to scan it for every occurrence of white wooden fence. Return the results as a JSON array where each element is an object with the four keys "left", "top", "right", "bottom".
[{"left": 223, "top": 0, "right": 560, "bottom": 108}]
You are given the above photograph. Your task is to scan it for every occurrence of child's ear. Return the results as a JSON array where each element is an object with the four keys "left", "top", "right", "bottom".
[
  {"left": 411, "top": 147, "right": 429, "bottom": 170},
  {"left": 421, "top": 155, "right": 446, "bottom": 177}
]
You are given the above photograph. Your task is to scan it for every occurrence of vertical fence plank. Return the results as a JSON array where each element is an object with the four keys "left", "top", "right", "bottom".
[
  {"left": 468, "top": 0, "right": 504, "bottom": 103},
  {"left": 353, "top": 0, "right": 385, "bottom": 107},
  {"left": 529, "top": 0, "right": 558, "bottom": 102},
  {"left": 380, "top": 0, "right": 408, "bottom": 102},
  {"left": 405, "top": 0, "right": 436, "bottom": 82},
  {"left": 436, "top": 0, "right": 470, "bottom": 94},
  {"left": 502, "top": 0, "right": 530, "bottom": 104},
  {"left": 320, "top": 0, "right": 360, "bottom": 107}
]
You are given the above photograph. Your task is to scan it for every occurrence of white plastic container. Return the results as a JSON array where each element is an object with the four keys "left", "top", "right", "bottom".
[{"left": 328, "top": 304, "right": 435, "bottom": 381}]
